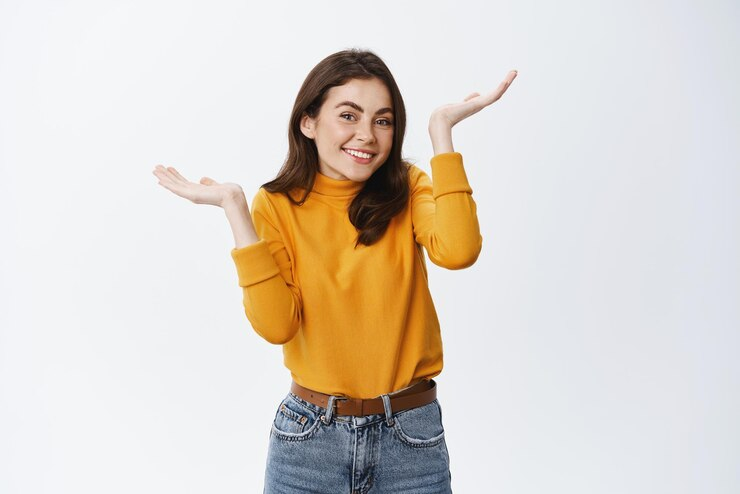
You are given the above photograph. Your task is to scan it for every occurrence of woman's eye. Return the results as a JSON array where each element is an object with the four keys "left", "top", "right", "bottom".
[
  {"left": 377, "top": 119, "right": 393, "bottom": 126},
  {"left": 340, "top": 113, "right": 355, "bottom": 121}
]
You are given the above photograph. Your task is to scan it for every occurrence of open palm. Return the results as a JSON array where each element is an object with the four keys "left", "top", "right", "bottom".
[
  {"left": 431, "top": 69, "right": 518, "bottom": 127},
  {"left": 152, "top": 165, "right": 243, "bottom": 208}
]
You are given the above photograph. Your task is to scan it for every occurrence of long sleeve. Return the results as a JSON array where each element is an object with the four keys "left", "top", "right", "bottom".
[
  {"left": 410, "top": 152, "right": 483, "bottom": 269},
  {"left": 225, "top": 159, "right": 476, "bottom": 398},
  {"left": 230, "top": 188, "right": 302, "bottom": 344}
]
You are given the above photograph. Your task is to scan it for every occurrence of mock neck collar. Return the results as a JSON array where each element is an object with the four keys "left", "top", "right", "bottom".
[{"left": 311, "top": 171, "right": 365, "bottom": 197}]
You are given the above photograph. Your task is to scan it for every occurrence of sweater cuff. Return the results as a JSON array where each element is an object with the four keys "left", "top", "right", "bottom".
[
  {"left": 430, "top": 152, "right": 473, "bottom": 198},
  {"left": 230, "top": 239, "right": 281, "bottom": 287}
]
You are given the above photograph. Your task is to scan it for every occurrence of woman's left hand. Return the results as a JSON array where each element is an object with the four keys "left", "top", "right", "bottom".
[{"left": 429, "top": 69, "right": 518, "bottom": 130}]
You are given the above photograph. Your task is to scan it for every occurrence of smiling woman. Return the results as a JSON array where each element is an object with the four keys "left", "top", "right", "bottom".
[
  {"left": 299, "top": 77, "right": 395, "bottom": 181},
  {"left": 152, "top": 47, "right": 517, "bottom": 493}
]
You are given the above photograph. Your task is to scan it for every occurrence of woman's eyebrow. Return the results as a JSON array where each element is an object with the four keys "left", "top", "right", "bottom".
[{"left": 334, "top": 101, "right": 393, "bottom": 115}]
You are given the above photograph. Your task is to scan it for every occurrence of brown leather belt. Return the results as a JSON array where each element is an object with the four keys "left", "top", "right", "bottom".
[{"left": 290, "top": 379, "right": 437, "bottom": 417}]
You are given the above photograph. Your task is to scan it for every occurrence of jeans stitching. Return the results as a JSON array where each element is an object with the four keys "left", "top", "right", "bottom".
[
  {"left": 391, "top": 420, "right": 446, "bottom": 448},
  {"left": 271, "top": 414, "right": 323, "bottom": 442}
]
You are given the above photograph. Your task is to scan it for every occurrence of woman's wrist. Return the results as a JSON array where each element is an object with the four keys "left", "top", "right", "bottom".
[
  {"left": 221, "top": 189, "right": 246, "bottom": 211},
  {"left": 222, "top": 193, "right": 260, "bottom": 248},
  {"left": 428, "top": 118, "right": 454, "bottom": 155}
]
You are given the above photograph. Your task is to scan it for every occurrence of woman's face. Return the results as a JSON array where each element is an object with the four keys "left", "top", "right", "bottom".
[{"left": 300, "top": 77, "right": 395, "bottom": 182}]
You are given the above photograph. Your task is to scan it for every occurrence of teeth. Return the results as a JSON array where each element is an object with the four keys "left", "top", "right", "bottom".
[{"left": 344, "top": 149, "right": 373, "bottom": 159}]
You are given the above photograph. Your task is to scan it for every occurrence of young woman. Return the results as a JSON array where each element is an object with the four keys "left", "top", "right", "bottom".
[{"left": 153, "top": 48, "right": 516, "bottom": 493}]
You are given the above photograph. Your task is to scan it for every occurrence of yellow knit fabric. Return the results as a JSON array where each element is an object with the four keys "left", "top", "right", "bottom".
[{"left": 230, "top": 152, "right": 482, "bottom": 399}]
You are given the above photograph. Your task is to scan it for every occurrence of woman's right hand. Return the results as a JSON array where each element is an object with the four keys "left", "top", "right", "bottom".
[{"left": 152, "top": 164, "right": 245, "bottom": 208}]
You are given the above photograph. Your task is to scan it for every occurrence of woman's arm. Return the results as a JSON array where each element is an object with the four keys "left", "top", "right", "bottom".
[
  {"left": 428, "top": 69, "right": 517, "bottom": 154},
  {"left": 412, "top": 70, "right": 518, "bottom": 268},
  {"left": 410, "top": 153, "right": 482, "bottom": 269},
  {"left": 223, "top": 194, "right": 260, "bottom": 248},
  {"left": 152, "top": 166, "right": 300, "bottom": 344},
  {"left": 229, "top": 189, "right": 302, "bottom": 345}
]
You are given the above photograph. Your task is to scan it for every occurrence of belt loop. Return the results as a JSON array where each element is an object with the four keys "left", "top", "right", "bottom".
[
  {"left": 380, "top": 394, "right": 395, "bottom": 427},
  {"left": 323, "top": 395, "right": 337, "bottom": 424}
]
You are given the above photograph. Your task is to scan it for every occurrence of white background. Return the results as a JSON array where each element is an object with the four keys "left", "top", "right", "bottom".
[{"left": 1, "top": 0, "right": 738, "bottom": 493}]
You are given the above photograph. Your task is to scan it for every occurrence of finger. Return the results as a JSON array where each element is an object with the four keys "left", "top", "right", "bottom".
[
  {"left": 154, "top": 166, "right": 180, "bottom": 184},
  {"left": 464, "top": 89, "right": 499, "bottom": 110},
  {"left": 152, "top": 166, "right": 173, "bottom": 183},
  {"left": 153, "top": 165, "right": 175, "bottom": 180},
  {"left": 167, "top": 166, "right": 190, "bottom": 184},
  {"left": 479, "top": 80, "right": 512, "bottom": 107},
  {"left": 200, "top": 176, "right": 219, "bottom": 185},
  {"left": 500, "top": 70, "right": 518, "bottom": 90},
  {"left": 153, "top": 166, "right": 186, "bottom": 189},
  {"left": 153, "top": 164, "right": 169, "bottom": 176},
  {"left": 463, "top": 92, "right": 480, "bottom": 102},
  {"left": 154, "top": 174, "right": 190, "bottom": 199},
  {"left": 153, "top": 171, "right": 177, "bottom": 191},
  {"left": 153, "top": 170, "right": 179, "bottom": 190},
  {"left": 482, "top": 71, "right": 517, "bottom": 103}
]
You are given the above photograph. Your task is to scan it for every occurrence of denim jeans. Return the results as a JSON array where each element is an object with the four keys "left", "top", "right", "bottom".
[{"left": 263, "top": 379, "right": 452, "bottom": 493}]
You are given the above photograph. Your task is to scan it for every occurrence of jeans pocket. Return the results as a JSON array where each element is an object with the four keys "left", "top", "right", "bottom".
[
  {"left": 271, "top": 394, "right": 323, "bottom": 442},
  {"left": 390, "top": 399, "right": 446, "bottom": 448}
]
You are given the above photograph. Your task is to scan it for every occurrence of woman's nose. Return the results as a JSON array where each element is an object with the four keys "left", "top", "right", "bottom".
[{"left": 355, "top": 121, "right": 376, "bottom": 143}]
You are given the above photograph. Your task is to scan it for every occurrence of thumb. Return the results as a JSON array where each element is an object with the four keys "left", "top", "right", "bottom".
[
  {"left": 200, "top": 177, "right": 217, "bottom": 185},
  {"left": 464, "top": 92, "right": 480, "bottom": 101}
]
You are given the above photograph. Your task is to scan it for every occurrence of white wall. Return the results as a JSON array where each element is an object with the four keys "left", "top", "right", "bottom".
[{"left": 1, "top": 0, "right": 738, "bottom": 492}]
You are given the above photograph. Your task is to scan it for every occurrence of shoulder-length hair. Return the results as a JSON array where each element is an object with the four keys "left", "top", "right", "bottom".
[{"left": 261, "top": 48, "right": 410, "bottom": 248}]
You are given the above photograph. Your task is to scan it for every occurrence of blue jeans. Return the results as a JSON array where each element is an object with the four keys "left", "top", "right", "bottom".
[{"left": 263, "top": 379, "right": 452, "bottom": 493}]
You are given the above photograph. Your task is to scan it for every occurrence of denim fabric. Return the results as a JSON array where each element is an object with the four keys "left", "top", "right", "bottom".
[{"left": 263, "top": 380, "right": 452, "bottom": 493}]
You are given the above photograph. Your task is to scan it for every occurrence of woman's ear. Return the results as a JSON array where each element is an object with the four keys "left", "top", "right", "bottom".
[{"left": 300, "top": 114, "right": 315, "bottom": 139}]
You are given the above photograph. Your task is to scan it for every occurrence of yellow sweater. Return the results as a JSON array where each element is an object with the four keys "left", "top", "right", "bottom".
[{"left": 230, "top": 152, "right": 482, "bottom": 399}]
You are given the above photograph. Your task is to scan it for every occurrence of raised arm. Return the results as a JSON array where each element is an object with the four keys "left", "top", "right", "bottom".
[
  {"left": 413, "top": 70, "right": 518, "bottom": 268},
  {"left": 410, "top": 153, "right": 482, "bottom": 269},
  {"left": 229, "top": 189, "right": 302, "bottom": 344},
  {"left": 151, "top": 165, "right": 300, "bottom": 344},
  {"left": 428, "top": 69, "right": 518, "bottom": 155}
]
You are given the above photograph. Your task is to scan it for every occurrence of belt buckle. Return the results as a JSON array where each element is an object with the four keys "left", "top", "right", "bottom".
[{"left": 332, "top": 396, "right": 349, "bottom": 416}]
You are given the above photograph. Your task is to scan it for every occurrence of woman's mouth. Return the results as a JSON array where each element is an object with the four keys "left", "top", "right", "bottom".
[{"left": 342, "top": 148, "right": 375, "bottom": 165}]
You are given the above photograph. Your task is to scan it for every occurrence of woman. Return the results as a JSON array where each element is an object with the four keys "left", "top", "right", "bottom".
[{"left": 153, "top": 48, "right": 517, "bottom": 493}]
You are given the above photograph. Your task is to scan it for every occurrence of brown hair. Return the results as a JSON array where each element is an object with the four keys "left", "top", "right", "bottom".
[{"left": 261, "top": 48, "right": 411, "bottom": 248}]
